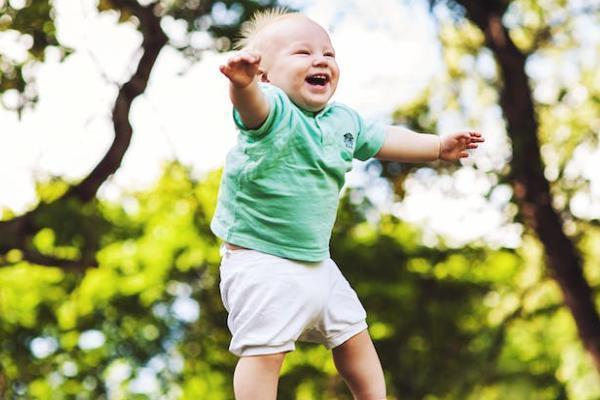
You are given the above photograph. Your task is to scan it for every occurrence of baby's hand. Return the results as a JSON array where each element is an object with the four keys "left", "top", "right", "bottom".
[
  {"left": 439, "top": 131, "right": 484, "bottom": 161},
  {"left": 219, "top": 52, "right": 261, "bottom": 89}
]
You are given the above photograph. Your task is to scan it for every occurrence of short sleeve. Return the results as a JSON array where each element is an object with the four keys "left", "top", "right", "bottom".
[
  {"left": 232, "top": 84, "right": 292, "bottom": 140},
  {"left": 353, "top": 112, "right": 387, "bottom": 161}
]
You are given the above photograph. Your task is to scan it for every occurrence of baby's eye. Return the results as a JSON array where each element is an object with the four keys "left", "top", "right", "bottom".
[
  {"left": 294, "top": 50, "right": 311, "bottom": 55},
  {"left": 324, "top": 52, "right": 335, "bottom": 58}
]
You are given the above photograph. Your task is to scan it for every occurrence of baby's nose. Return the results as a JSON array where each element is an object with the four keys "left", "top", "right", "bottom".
[{"left": 312, "top": 56, "right": 329, "bottom": 67}]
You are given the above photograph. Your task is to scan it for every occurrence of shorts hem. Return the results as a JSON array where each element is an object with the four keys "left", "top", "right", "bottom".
[
  {"left": 231, "top": 343, "right": 295, "bottom": 357},
  {"left": 326, "top": 321, "right": 368, "bottom": 349}
]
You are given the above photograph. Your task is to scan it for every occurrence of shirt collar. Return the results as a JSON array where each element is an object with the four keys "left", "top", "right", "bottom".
[{"left": 298, "top": 103, "right": 332, "bottom": 118}]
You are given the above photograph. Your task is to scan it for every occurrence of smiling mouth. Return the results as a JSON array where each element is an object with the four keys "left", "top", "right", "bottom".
[{"left": 305, "top": 73, "right": 329, "bottom": 86}]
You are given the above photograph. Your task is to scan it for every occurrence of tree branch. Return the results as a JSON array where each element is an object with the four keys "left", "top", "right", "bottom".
[
  {"left": 530, "top": 5, "right": 600, "bottom": 52},
  {"left": 0, "top": 0, "right": 168, "bottom": 270},
  {"left": 0, "top": 248, "right": 98, "bottom": 271},
  {"left": 65, "top": 0, "right": 168, "bottom": 202}
]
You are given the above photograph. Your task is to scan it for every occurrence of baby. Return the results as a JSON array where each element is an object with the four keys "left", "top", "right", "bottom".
[{"left": 211, "top": 9, "right": 483, "bottom": 400}]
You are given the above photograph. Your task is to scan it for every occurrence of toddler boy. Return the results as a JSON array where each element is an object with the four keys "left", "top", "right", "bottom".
[{"left": 211, "top": 9, "right": 483, "bottom": 400}]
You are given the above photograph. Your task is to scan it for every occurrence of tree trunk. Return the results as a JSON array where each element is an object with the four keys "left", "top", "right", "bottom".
[
  {"left": 456, "top": 0, "right": 600, "bottom": 372},
  {"left": 0, "top": 370, "right": 6, "bottom": 398}
]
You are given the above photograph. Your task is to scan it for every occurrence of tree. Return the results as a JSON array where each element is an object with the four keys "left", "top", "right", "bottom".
[
  {"left": 380, "top": 0, "right": 600, "bottom": 378},
  {"left": 0, "top": 0, "right": 280, "bottom": 269},
  {"left": 435, "top": 0, "right": 600, "bottom": 373}
]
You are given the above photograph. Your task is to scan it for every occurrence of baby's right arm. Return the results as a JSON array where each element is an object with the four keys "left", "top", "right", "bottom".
[{"left": 219, "top": 52, "right": 269, "bottom": 130}]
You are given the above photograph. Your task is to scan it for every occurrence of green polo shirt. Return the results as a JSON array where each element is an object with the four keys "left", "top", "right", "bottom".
[{"left": 210, "top": 84, "right": 386, "bottom": 262}]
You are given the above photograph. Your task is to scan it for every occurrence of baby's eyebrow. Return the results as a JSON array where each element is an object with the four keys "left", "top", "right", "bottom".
[
  {"left": 288, "top": 42, "right": 335, "bottom": 52},
  {"left": 288, "top": 41, "right": 312, "bottom": 48}
]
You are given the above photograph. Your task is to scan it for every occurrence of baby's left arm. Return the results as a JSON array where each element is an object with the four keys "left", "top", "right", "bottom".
[{"left": 375, "top": 126, "right": 484, "bottom": 163}]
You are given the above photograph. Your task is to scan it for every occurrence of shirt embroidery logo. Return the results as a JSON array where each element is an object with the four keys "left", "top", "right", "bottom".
[{"left": 343, "top": 132, "right": 354, "bottom": 149}]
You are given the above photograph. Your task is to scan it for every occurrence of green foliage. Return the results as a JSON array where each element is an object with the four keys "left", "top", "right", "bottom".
[
  {"left": 1, "top": 162, "right": 594, "bottom": 399},
  {"left": 0, "top": 163, "right": 226, "bottom": 398},
  {"left": 0, "top": 0, "right": 68, "bottom": 111}
]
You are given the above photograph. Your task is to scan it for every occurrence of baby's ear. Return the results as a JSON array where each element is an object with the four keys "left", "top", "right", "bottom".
[{"left": 259, "top": 70, "right": 270, "bottom": 82}]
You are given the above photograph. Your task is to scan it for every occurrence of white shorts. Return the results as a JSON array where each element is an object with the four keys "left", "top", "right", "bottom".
[{"left": 219, "top": 245, "right": 368, "bottom": 357}]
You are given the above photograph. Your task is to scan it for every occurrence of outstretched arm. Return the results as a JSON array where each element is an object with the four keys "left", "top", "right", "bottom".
[
  {"left": 219, "top": 52, "right": 269, "bottom": 130},
  {"left": 375, "top": 126, "right": 484, "bottom": 162}
]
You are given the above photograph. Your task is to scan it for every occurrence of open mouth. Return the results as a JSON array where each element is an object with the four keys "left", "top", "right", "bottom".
[{"left": 305, "top": 73, "right": 329, "bottom": 86}]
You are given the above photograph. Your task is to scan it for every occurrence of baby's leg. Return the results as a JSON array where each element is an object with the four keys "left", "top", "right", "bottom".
[
  {"left": 234, "top": 352, "right": 286, "bottom": 400},
  {"left": 332, "top": 330, "right": 386, "bottom": 400}
]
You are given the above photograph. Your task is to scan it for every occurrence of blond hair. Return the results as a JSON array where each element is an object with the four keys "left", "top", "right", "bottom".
[{"left": 235, "top": 8, "right": 300, "bottom": 50}]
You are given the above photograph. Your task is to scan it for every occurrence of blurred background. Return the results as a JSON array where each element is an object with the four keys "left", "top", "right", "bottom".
[{"left": 1, "top": 0, "right": 600, "bottom": 398}]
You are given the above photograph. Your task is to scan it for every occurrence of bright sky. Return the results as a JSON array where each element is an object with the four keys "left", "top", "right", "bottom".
[
  {"left": 4, "top": 0, "right": 598, "bottom": 249},
  {"left": 1, "top": 0, "right": 438, "bottom": 206}
]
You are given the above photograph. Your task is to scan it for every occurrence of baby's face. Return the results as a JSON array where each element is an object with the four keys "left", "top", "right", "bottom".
[{"left": 256, "top": 17, "right": 339, "bottom": 112}]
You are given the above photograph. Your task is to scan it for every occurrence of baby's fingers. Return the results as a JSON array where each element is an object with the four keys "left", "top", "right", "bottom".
[
  {"left": 468, "top": 131, "right": 485, "bottom": 142},
  {"left": 228, "top": 52, "right": 261, "bottom": 67},
  {"left": 241, "top": 53, "right": 261, "bottom": 64},
  {"left": 452, "top": 132, "right": 474, "bottom": 146},
  {"left": 219, "top": 64, "right": 233, "bottom": 78}
]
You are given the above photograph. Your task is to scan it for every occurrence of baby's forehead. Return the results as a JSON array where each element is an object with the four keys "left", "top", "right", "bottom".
[{"left": 254, "top": 17, "right": 333, "bottom": 50}]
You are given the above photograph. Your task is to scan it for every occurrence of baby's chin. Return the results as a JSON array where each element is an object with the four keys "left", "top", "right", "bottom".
[{"left": 293, "top": 93, "right": 336, "bottom": 113}]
